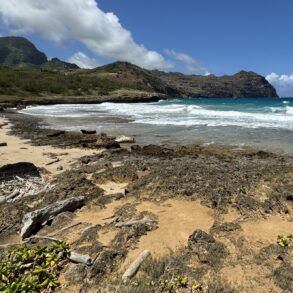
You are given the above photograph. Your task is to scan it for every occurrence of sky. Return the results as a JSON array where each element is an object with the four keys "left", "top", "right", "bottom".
[{"left": 0, "top": 0, "right": 293, "bottom": 96}]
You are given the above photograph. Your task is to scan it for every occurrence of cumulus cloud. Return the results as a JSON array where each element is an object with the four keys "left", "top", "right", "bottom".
[
  {"left": 266, "top": 72, "right": 293, "bottom": 97},
  {"left": 165, "top": 49, "right": 210, "bottom": 75},
  {"left": 68, "top": 52, "right": 100, "bottom": 69},
  {"left": 0, "top": 0, "right": 172, "bottom": 70}
]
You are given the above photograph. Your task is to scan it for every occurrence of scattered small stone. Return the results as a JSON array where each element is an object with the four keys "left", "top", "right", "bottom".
[
  {"left": 57, "top": 166, "right": 63, "bottom": 171},
  {"left": 0, "top": 142, "right": 7, "bottom": 147}
]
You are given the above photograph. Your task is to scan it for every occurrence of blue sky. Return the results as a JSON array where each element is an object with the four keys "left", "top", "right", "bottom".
[{"left": 0, "top": 0, "right": 293, "bottom": 96}]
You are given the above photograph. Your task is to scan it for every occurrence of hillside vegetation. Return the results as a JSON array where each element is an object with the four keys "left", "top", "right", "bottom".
[{"left": 0, "top": 36, "right": 279, "bottom": 105}]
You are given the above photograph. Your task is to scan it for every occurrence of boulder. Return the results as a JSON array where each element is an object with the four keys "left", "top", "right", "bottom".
[{"left": 0, "top": 162, "right": 39, "bottom": 181}]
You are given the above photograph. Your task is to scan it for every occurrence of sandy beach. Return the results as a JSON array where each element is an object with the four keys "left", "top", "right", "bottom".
[
  {"left": 0, "top": 113, "right": 292, "bottom": 292},
  {"left": 0, "top": 117, "right": 99, "bottom": 175}
]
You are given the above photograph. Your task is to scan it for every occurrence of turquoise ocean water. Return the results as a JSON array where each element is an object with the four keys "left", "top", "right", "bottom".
[{"left": 20, "top": 98, "right": 293, "bottom": 154}]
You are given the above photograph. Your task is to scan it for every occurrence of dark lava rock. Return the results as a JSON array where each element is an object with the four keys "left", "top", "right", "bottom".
[
  {"left": 47, "top": 130, "right": 65, "bottom": 138},
  {"left": 273, "top": 262, "right": 293, "bottom": 292},
  {"left": 81, "top": 129, "right": 96, "bottom": 135},
  {"left": 286, "top": 195, "right": 293, "bottom": 202},
  {"left": 96, "top": 135, "right": 120, "bottom": 149},
  {"left": 89, "top": 249, "right": 126, "bottom": 279},
  {"left": 64, "top": 263, "right": 86, "bottom": 283},
  {"left": 188, "top": 229, "right": 227, "bottom": 266},
  {"left": 210, "top": 222, "right": 241, "bottom": 235},
  {"left": 0, "top": 162, "right": 40, "bottom": 181},
  {"left": 0, "top": 142, "right": 7, "bottom": 147}
]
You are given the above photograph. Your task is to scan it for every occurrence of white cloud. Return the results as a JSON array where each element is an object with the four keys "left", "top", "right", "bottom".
[
  {"left": 165, "top": 49, "right": 210, "bottom": 75},
  {"left": 266, "top": 72, "right": 293, "bottom": 97},
  {"left": 68, "top": 52, "right": 100, "bottom": 69},
  {"left": 0, "top": 0, "right": 172, "bottom": 70}
]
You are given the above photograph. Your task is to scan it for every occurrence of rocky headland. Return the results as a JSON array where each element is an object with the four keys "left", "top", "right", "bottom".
[{"left": 0, "top": 36, "right": 278, "bottom": 109}]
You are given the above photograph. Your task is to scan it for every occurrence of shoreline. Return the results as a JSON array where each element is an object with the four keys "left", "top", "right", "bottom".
[
  {"left": 0, "top": 94, "right": 284, "bottom": 111},
  {"left": 0, "top": 111, "right": 293, "bottom": 292}
]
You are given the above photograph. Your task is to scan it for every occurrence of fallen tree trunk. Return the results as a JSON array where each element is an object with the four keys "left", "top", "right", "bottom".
[
  {"left": 115, "top": 217, "right": 153, "bottom": 228},
  {"left": 20, "top": 196, "right": 85, "bottom": 239},
  {"left": 68, "top": 252, "right": 92, "bottom": 266},
  {"left": 122, "top": 250, "right": 150, "bottom": 282}
]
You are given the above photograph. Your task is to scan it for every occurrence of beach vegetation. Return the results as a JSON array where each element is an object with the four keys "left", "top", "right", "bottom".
[
  {"left": 0, "top": 241, "right": 70, "bottom": 292},
  {"left": 277, "top": 234, "right": 292, "bottom": 247}
]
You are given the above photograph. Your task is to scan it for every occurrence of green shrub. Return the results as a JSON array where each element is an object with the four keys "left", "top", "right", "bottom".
[{"left": 0, "top": 241, "right": 70, "bottom": 292}]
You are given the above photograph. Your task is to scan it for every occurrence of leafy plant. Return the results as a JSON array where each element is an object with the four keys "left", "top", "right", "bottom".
[
  {"left": 239, "top": 186, "right": 247, "bottom": 194},
  {"left": 192, "top": 282, "right": 203, "bottom": 291},
  {"left": 0, "top": 241, "right": 70, "bottom": 292},
  {"left": 277, "top": 234, "right": 293, "bottom": 247},
  {"left": 175, "top": 275, "right": 188, "bottom": 287}
]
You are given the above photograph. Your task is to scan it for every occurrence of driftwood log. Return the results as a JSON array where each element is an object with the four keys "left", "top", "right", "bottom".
[
  {"left": 68, "top": 252, "right": 92, "bottom": 266},
  {"left": 122, "top": 250, "right": 151, "bottom": 282},
  {"left": 20, "top": 196, "right": 85, "bottom": 239},
  {"left": 115, "top": 217, "right": 154, "bottom": 228}
]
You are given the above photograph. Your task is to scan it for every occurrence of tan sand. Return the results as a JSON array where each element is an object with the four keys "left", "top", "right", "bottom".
[
  {"left": 122, "top": 199, "right": 214, "bottom": 268},
  {"left": 0, "top": 117, "right": 99, "bottom": 175}
]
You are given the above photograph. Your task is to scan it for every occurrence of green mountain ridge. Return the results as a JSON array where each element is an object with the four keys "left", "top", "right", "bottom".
[{"left": 0, "top": 36, "right": 279, "bottom": 104}]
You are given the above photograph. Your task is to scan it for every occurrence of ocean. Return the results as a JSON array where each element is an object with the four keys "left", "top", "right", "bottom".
[{"left": 20, "top": 98, "right": 293, "bottom": 154}]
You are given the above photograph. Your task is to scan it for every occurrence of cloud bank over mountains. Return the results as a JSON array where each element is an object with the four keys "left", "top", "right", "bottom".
[
  {"left": 266, "top": 73, "right": 293, "bottom": 97},
  {"left": 0, "top": 0, "right": 172, "bottom": 70},
  {"left": 165, "top": 49, "right": 210, "bottom": 76},
  {"left": 67, "top": 52, "right": 100, "bottom": 69}
]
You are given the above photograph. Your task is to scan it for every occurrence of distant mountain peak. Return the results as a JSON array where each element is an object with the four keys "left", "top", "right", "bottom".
[{"left": 0, "top": 36, "right": 78, "bottom": 70}]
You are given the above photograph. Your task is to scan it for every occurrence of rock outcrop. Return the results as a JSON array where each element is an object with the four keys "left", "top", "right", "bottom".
[{"left": 153, "top": 69, "right": 278, "bottom": 98}]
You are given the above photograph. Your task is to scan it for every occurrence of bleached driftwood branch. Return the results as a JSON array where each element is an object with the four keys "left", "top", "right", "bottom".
[
  {"left": 21, "top": 196, "right": 85, "bottom": 239},
  {"left": 115, "top": 217, "right": 154, "bottom": 228},
  {"left": 0, "top": 190, "right": 21, "bottom": 204},
  {"left": 122, "top": 250, "right": 151, "bottom": 282},
  {"left": 68, "top": 252, "right": 92, "bottom": 266}
]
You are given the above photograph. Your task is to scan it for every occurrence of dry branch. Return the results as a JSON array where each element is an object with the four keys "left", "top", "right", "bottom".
[{"left": 115, "top": 217, "right": 154, "bottom": 228}]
